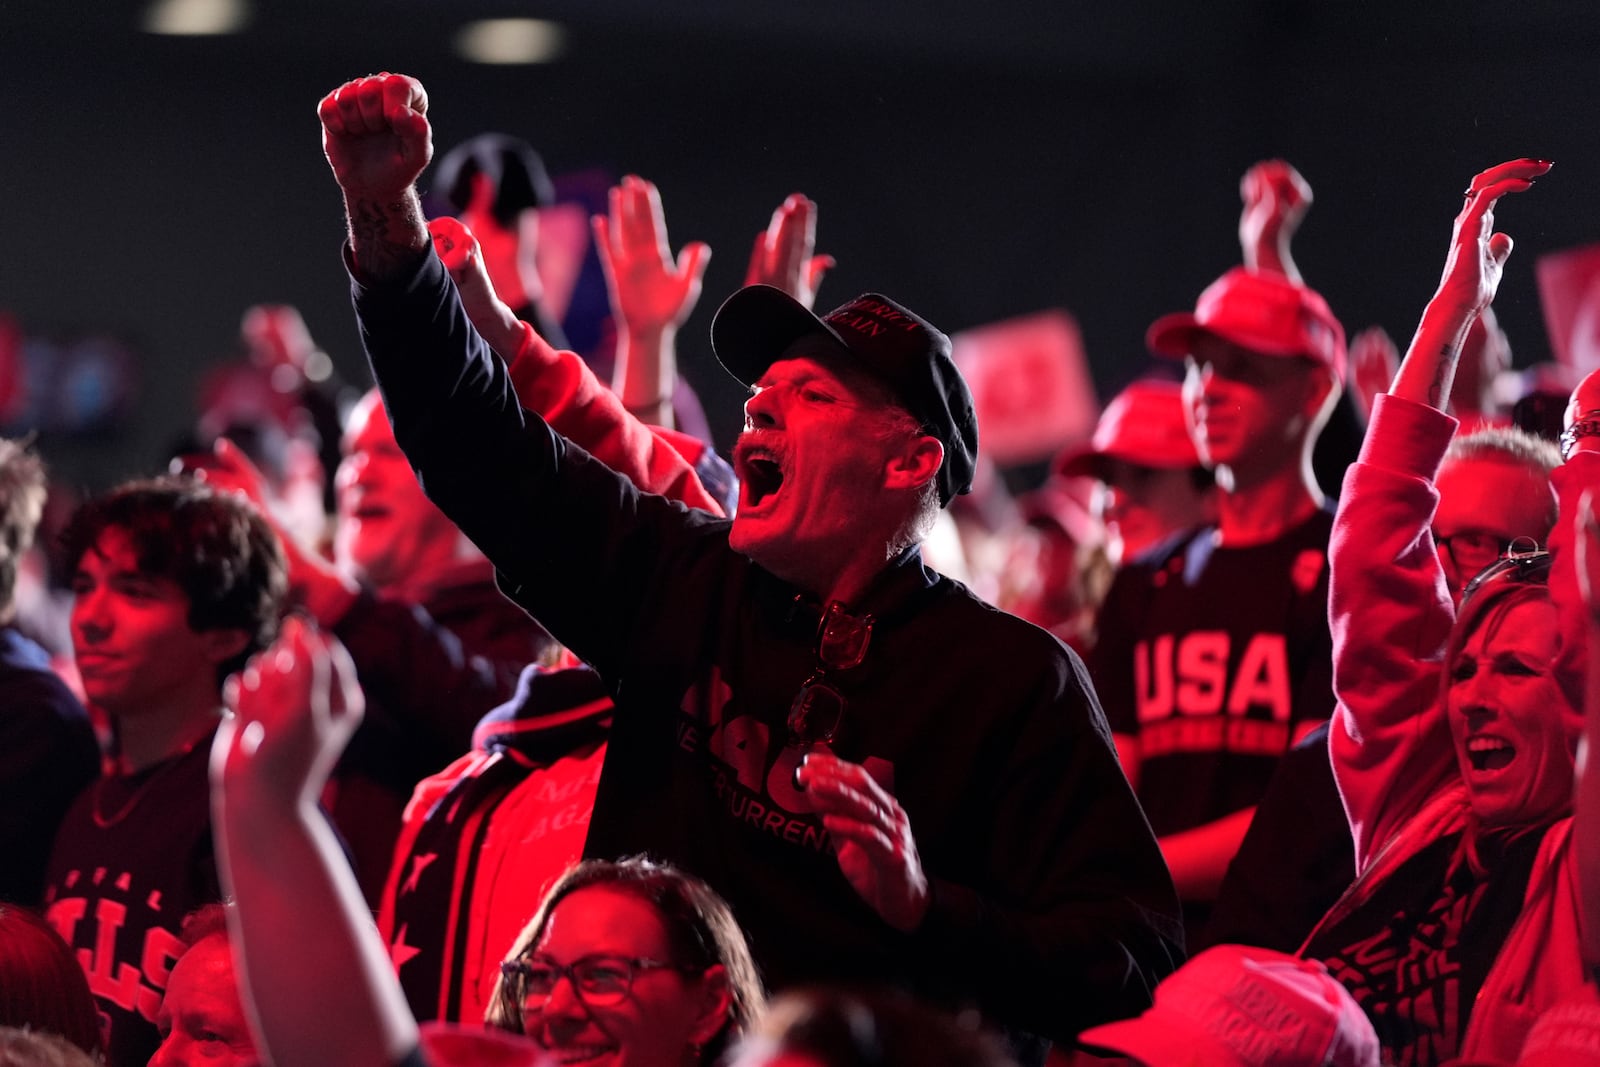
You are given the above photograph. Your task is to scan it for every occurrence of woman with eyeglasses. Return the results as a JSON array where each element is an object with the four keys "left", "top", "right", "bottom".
[
  {"left": 485, "top": 857, "right": 765, "bottom": 1065},
  {"left": 214, "top": 616, "right": 765, "bottom": 1067},
  {"left": 1302, "top": 157, "right": 1600, "bottom": 1066}
]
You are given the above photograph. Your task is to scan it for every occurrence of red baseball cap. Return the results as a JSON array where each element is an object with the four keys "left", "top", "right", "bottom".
[
  {"left": 1515, "top": 994, "right": 1600, "bottom": 1067},
  {"left": 1147, "top": 268, "right": 1346, "bottom": 381},
  {"left": 1078, "top": 945, "right": 1379, "bottom": 1067},
  {"left": 1054, "top": 379, "right": 1200, "bottom": 481}
]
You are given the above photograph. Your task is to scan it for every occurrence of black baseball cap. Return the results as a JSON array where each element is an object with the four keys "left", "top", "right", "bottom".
[
  {"left": 430, "top": 133, "right": 556, "bottom": 226},
  {"left": 712, "top": 285, "right": 978, "bottom": 506}
]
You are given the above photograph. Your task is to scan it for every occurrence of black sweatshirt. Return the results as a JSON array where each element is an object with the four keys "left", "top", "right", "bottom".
[{"left": 351, "top": 248, "right": 1182, "bottom": 1045}]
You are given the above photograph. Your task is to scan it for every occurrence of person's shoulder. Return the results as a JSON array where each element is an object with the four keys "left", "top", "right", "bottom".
[
  {"left": 937, "top": 575, "right": 1056, "bottom": 633},
  {"left": 0, "top": 665, "right": 87, "bottom": 721},
  {"left": 0, "top": 627, "right": 73, "bottom": 684},
  {"left": 0, "top": 631, "right": 91, "bottom": 737},
  {"left": 933, "top": 578, "right": 1091, "bottom": 682},
  {"left": 649, "top": 509, "right": 744, "bottom": 590},
  {"left": 935, "top": 593, "right": 1115, "bottom": 744},
  {"left": 923, "top": 570, "right": 1031, "bottom": 627}
]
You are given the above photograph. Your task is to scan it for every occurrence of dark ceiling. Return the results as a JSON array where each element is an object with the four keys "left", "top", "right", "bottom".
[{"left": 5, "top": 1, "right": 1600, "bottom": 486}]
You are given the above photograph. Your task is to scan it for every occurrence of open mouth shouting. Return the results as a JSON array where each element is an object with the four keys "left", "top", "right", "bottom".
[
  {"left": 734, "top": 438, "right": 787, "bottom": 515},
  {"left": 1465, "top": 733, "right": 1515, "bottom": 774}
]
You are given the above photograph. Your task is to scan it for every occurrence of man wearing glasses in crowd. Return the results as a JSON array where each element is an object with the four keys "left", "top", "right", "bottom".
[
  {"left": 1432, "top": 428, "right": 1559, "bottom": 604},
  {"left": 315, "top": 72, "right": 1181, "bottom": 1061}
]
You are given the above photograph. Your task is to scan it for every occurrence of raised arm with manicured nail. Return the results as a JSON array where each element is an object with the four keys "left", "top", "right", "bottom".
[
  {"left": 1390, "top": 159, "right": 1552, "bottom": 412},
  {"left": 1329, "top": 158, "right": 1549, "bottom": 865}
]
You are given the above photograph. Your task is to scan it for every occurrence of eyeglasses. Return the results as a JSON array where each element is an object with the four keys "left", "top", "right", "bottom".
[
  {"left": 787, "top": 601, "right": 873, "bottom": 750},
  {"left": 1460, "top": 546, "right": 1552, "bottom": 605},
  {"left": 1434, "top": 529, "right": 1516, "bottom": 579},
  {"left": 500, "top": 954, "right": 682, "bottom": 1007}
]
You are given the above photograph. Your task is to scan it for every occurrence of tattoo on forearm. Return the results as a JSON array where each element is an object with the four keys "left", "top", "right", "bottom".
[{"left": 348, "top": 195, "right": 427, "bottom": 281}]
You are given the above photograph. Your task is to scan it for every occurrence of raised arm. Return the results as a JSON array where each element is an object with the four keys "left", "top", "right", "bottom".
[
  {"left": 593, "top": 176, "right": 711, "bottom": 428},
  {"left": 1329, "top": 159, "right": 1549, "bottom": 866},
  {"left": 426, "top": 216, "right": 525, "bottom": 357},
  {"left": 744, "top": 193, "right": 833, "bottom": 310},
  {"left": 212, "top": 618, "right": 417, "bottom": 1067},
  {"left": 318, "top": 73, "right": 433, "bottom": 283},
  {"left": 430, "top": 213, "right": 725, "bottom": 517},
  {"left": 1238, "top": 159, "right": 1312, "bottom": 284},
  {"left": 323, "top": 74, "right": 729, "bottom": 681},
  {"left": 1348, "top": 325, "right": 1401, "bottom": 426}
]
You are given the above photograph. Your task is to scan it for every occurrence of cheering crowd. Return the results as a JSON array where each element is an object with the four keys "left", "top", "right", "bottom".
[{"left": 1, "top": 71, "right": 1598, "bottom": 1067}]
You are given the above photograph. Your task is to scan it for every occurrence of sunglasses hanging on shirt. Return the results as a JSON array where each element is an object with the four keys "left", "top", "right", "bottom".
[{"left": 787, "top": 601, "right": 874, "bottom": 750}]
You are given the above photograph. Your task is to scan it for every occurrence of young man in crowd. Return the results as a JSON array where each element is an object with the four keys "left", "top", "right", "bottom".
[
  {"left": 316, "top": 71, "right": 1180, "bottom": 1060},
  {"left": 43, "top": 479, "right": 284, "bottom": 1067},
  {"left": 1089, "top": 263, "right": 1345, "bottom": 936}
]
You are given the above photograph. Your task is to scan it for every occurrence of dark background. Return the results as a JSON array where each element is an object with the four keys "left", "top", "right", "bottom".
[{"left": 5, "top": 0, "right": 1599, "bottom": 489}]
